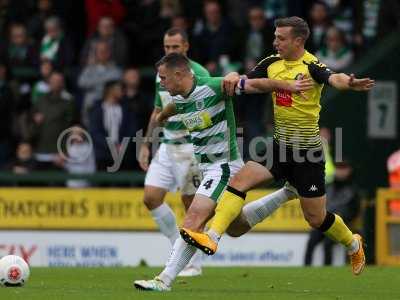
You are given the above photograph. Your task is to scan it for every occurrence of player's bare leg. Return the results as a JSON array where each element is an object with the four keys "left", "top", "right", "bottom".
[
  {"left": 143, "top": 186, "right": 201, "bottom": 276},
  {"left": 181, "top": 161, "right": 274, "bottom": 254},
  {"left": 300, "top": 195, "right": 365, "bottom": 275},
  {"left": 181, "top": 194, "right": 193, "bottom": 211},
  {"left": 135, "top": 194, "right": 215, "bottom": 290}
]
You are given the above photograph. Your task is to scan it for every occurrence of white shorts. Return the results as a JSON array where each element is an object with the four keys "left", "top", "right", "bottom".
[
  {"left": 196, "top": 159, "right": 244, "bottom": 202},
  {"left": 145, "top": 143, "right": 201, "bottom": 195}
]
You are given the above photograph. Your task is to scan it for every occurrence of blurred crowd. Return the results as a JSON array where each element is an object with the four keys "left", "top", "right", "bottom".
[{"left": 0, "top": 0, "right": 399, "bottom": 178}]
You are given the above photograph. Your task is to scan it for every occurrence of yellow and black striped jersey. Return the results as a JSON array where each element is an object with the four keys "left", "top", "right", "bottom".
[{"left": 247, "top": 50, "right": 333, "bottom": 149}]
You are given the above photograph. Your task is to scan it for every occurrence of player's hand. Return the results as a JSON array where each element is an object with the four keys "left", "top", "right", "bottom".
[
  {"left": 155, "top": 112, "right": 162, "bottom": 123},
  {"left": 222, "top": 72, "right": 241, "bottom": 96},
  {"left": 138, "top": 144, "right": 150, "bottom": 171},
  {"left": 155, "top": 112, "right": 166, "bottom": 125},
  {"left": 348, "top": 74, "right": 375, "bottom": 91},
  {"left": 286, "top": 78, "right": 314, "bottom": 99},
  {"left": 291, "top": 78, "right": 314, "bottom": 92}
]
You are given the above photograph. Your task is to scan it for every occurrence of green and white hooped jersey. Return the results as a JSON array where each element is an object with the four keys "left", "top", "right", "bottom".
[
  {"left": 154, "top": 60, "right": 209, "bottom": 144},
  {"left": 174, "top": 76, "right": 240, "bottom": 169}
]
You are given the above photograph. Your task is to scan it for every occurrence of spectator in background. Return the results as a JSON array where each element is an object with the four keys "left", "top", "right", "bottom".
[
  {"left": 89, "top": 80, "right": 135, "bottom": 171},
  {"left": 31, "top": 71, "right": 75, "bottom": 170},
  {"left": 354, "top": 0, "right": 400, "bottom": 49},
  {"left": 64, "top": 126, "right": 96, "bottom": 188},
  {"left": 226, "top": 0, "right": 253, "bottom": 28},
  {"left": 122, "top": 68, "right": 151, "bottom": 132},
  {"left": 7, "top": 142, "right": 36, "bottom": 174},
  {"left": 0, "top": 0, "right": 11, "bottom": 37},
  {"left": 78, "top": 40, "right": 122, "bottom": 126},
  {"left": 40, "top": 16, "right": 74, "bottom": 69},
  {"left": 179, "top": 0, "right": 203, "bottom": 26},
  {"left": 320, "top": 0, "right": 356, "bottom": 43},
  {"left": 304, "top": 160, "right": 360, "bottom": 266},
  {"left": 81, "top": 16, "right": 128, "bottom": 67},
  {"left": 85, "top": 0, "right": 126, "bottom": 36},
  {"left": 234, "top": 6, "right": 274, "bottom": 159},
  {"left": 160, "top": 0, "right": 181, "bottom": 19},
  {"left": 0, "top": 0, "right": 30, "bottom": 37},
  {"left": 122, "top": 0, "right": 175, "bottom": 67},
  {"left": 308, "top": 1, "right": 331, "bottom": 52},
  {"left": 171, "top": 15, "right": 189, "bottom": 32},
  {"left": 241, "top": 6, "right": 274, "bottom": 73},
  {"left": 1, "top": 23, "right": 39, "bottom": 119},
  {"left": 0, "top": 61, "right": 13, "bottom": 168},
  {"left": 31, "top": 59, "right": 53, "bottom": 104},
  {"left": 317, "top": 26, "right": 353, "bottom": 72},
  {"left": 192, "top": 0, "right": 233, "bottom": 75},
  {"left": 0, "top": 23, "right": 38, "bottom": 86},
  {"left": 121, "top": 67, "right": 149, "bottom": 170},
  {"left": 27, "top": 0, "right": 55, "bottom": 41}
]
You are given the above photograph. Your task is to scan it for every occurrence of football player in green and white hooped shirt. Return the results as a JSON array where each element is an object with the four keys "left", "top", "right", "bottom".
[
  {"left": 137, "top": 28, "right": 209, "bottom": 277},
  {"left": 134, "top": 53, "right": 314, "bottom": 292}
]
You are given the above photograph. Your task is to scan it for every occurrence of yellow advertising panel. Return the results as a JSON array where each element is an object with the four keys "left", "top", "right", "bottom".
[
  {"left": 0, "top": 188, "right": 309, "bottom": 231},
  {"left": 376, "top": 188, "right": 400, "bottom": 265}
]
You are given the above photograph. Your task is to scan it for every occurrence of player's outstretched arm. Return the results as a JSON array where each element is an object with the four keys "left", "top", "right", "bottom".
[
  {"left": 156, "top": 103, "right": 177, "bottom": 124},
  {"left": 237, "top": 77, "right": 314, "bottom": 94},
  {"left": 222, "top": 70, "right": 314, "bottom": 96},
  {"left": 328, "top": 73, "right": 375, "bottom": 91}
]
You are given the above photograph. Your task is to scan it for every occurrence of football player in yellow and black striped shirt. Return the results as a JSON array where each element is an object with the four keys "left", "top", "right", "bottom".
[{"left": 180, "top": 16, "right": 374, "bottom": 276}]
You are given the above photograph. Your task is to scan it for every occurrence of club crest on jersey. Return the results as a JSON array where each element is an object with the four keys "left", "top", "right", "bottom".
[
  {"left": 195, "top": 100, "right": 204, "bottom": 110},
  {"left": 295, "top": 73, "right": 304, "bottom": 80}
]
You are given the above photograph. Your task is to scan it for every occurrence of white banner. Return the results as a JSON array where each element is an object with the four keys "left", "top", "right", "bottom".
[{"left": 0, "top": 231, "right": 344, "bottom": 267}]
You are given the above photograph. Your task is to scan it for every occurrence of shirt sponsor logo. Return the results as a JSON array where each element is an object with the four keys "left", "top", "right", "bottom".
[
  {"left": 275, "top": 90, "right": 293, "bottom": 107},
  {"left": 182, "top": 112, "right": 212, "bottom": 131}
]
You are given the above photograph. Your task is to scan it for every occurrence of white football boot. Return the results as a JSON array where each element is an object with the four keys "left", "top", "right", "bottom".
[{"left": 134, "top": 276, "right": 171, "bottom": 292}]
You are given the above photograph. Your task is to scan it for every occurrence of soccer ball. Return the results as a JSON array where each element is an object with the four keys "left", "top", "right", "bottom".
[{"left": 0, "top": 255, "right": 30, "bottom": 287}]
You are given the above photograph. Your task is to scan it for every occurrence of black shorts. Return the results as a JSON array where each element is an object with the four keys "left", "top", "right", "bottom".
[{"left": 266, "top": 141, "right": 326, "bottom": 198}]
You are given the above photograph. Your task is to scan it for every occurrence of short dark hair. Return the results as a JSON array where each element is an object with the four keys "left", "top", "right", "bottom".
[
  {"left": 49, "top": 70, "right": 64, "bottom": 78},
  {"left": 165, "top": 27, "right": 189, "bottom": 43},
  {"left": 274, "top": 16, "right": 310, "bottom": 41},
  {"left": 103, "top": 80, "right": 121, "bottom": 97},
  {"left": 156, "top": 53, "right": 191, "bottom": 73}
]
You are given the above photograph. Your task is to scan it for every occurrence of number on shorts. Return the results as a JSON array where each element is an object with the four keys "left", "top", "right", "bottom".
[
  {"left": 203, "top": 179, "right": 214, "bottom": 190},
  {"left": 192, "top": 175, "right": 200, "bottom": 188}
]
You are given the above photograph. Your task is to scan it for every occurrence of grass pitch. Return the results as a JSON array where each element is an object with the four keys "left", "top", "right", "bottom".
[{"left": 0, "top": 266, "right": 399, "bottom": 300}]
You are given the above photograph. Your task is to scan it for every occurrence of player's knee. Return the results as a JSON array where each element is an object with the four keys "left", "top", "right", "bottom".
[
  {"left": 228, "top": 161, "right": 267, "bottom": 191},
  {"left": 143, "top": 194, "right": 163, "bottom": 210},
  {"left": 304, "top": 214, "right": 324, "bottom": 229},
  {"left": 229, "top": 175, "right": 245, "bottom": 191}
]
